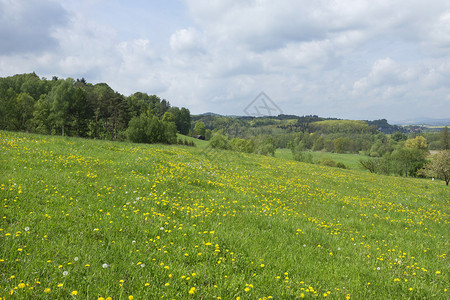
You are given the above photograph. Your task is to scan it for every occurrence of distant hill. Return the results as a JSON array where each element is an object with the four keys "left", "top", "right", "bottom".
[{"left": 393, "top": 118, "right": 450, "bottom": 126}]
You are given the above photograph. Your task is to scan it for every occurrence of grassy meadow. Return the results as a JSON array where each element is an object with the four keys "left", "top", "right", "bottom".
[
  {"left": 275, "top": 149, "right": 364, "bottom": 170},
  {"left": 0, "top": 131, "right": 449, "bottom": 299}
]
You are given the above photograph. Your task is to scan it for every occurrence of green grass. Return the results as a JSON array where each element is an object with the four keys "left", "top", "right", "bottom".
[
  {"left": 177, "top": 134, "right": 208, "bottom": 148},
  {"left": 1, "top": 131, "right": 449, "bottom": 299},
  {"left": 276, "top": 148, "right": 366, "bottom": 170}
]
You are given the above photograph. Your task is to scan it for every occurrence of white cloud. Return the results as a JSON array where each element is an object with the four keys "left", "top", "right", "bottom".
[
  {"left": 170, "top": 27, "right": 205, "bottom": 54},
  {"left": 1, "top": 0, "right": 450, "bottom": 121}
]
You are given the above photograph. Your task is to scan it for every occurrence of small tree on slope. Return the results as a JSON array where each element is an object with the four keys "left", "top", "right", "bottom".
[{"left": 419, "top": 151, "right": 450, "bottom": 185}]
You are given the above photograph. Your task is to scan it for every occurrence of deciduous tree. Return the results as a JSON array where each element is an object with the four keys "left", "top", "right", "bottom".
[{"left": 419, "top": 151, "right": 450, "bottom": 185}]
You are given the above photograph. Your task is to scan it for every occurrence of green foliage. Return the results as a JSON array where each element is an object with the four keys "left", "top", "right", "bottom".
[
  {"left": 32, "top": 95, "right": 52, "bottom": 134},
  {"left": 390, "top": 147, "right": 428, "bottom": 177},
  {"left": 193, "top": 121, "right": 206, "bottom": 137},
  {"left": 125, "top": 114, "right": 176, "bottom": 144},
  {"left": 310, "top": 120, "right": 375, "bottom": 134},
  {"left": 125, "top": 114, "right": 149, "bottom": 143},
  {"left": 359, "top": 158, "right": 379, "bottom": 173},
  {"left": 440, "top": 126, "right": 449, "bottom": 150},
  {"left": 230, "top": 138, "right": 255, "bottom": 153},
  {"left": 391, "top": 131, "right": 407, "bottom": 142},
  {"left": 319, "top": 158, "right": 337, "bottom": 167},
  {"left": 168, "top": 107, "right": 191, "bottom": 135},
  {"left": 254, "top": 136, "right": 276, "bottom": 156},
  {"left": 290, "top": 138, "right": 313, "bottom": 163},
  {"left": 209, "top": 133, "right": 231, "bottom": 150},
  {"left": 205, "top": 129, "right": 212, "bottom": 141},
  {"left": 419, "top": 150, "right": 450, "bottom": 185},
  {"left": 0, "top": 73, "right": 191, "bottom": 143},
  {"left": 405, "top": 136, "right": 428, "bottom": 150}
]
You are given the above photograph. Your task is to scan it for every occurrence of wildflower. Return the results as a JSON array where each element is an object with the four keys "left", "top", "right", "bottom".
[
  {"left": 74, "top": 257, "right": 79, "bottom": 261},
  {"left": 128, "top": 296, "right": 134, "bottom": 300},
  {"left": 102, "top": 263, "right": 108, "bottom": 268},
  {"left": 72, "top": 290, "right": 78, "bottom": 295},
  {"left": 436, "top": 271, "right": 441, "bottom": 275},
  {"left": 63, "top": 271, "right": 69, "bottom": 276},
  {"left": 57, "top": 284, "right": 63, "bottom": 287},
  {"left": 25, "top": 227, "right": 30, "bottom": 231},
  {"left": 18, "top": 283, "right": 26, "bottom": 288},
  {"left": 189, "top": 287, "right": 196, "bottom": 295},
  {"left": 44, "top": 288, "right": 51, "bottom": 293}
]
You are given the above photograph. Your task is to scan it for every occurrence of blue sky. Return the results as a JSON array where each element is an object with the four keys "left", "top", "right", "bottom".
[{"left": 1, "top": 0, "right": 449, "bottom": 122}]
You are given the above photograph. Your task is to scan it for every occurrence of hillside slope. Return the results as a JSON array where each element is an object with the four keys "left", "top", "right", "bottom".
[{"left": 1, "top": 131, "right": 448, "bottom": 299}]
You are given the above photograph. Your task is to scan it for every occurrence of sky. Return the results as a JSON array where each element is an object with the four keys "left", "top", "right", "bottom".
[{"left": 0, "top": 0, "right": 449, "bottom": 122}]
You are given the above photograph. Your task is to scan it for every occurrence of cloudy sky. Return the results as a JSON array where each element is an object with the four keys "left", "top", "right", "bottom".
[{"left": 1, "top": 0, "right": 449, "bottom": 122}]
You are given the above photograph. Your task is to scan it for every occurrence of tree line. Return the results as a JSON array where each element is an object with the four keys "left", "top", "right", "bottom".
[{"left": 0, "top": 73, "right": 191, "bottom": 144}]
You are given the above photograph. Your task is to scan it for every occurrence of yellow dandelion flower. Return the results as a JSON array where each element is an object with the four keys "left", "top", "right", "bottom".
[
  {"left": 71, "top": 290, "right": 78, "bottom": 296},
  {"left": 44, "top": 288, "right": 51, "bottom": 293}
]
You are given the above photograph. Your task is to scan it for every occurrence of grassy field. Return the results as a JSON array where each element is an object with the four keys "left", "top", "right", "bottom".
[
  {"left": 276, "top": 149, "right": 364, "bottom": 170},
  {"left": 1, "top": 131, "right": 448, "bottom": 299}
]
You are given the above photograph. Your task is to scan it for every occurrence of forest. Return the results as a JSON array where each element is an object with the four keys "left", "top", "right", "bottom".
[{"left": 0, "top": 73, "right": 191, "bottom": 144}]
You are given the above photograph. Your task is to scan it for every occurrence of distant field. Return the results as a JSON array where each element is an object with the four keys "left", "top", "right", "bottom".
[
  {"left": 177, "top": 134, "right": 208, "bottom": 148},
  {"left": 276, "top": 148, "right": 365, "bottom": 170},
  {"left": 1, "top": 131, "right": 448, "bottom": 299}
]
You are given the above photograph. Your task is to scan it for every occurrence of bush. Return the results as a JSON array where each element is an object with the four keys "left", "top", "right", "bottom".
[
  {"left": 319, "top": 158, "right": 337, "bottom": 167},
  {"left": 291, "top": 142, "right": 313, "bottom": 163},
  {"left": 209, "top": 134, "right": 231, "bottom": 150},
  {"left": 336, "top": 162, "right": 347, "bottom": 169},
  {"left": 126, "top": 114, "right": 176, "bottom": 144},
  {"left": 231, "top": 138, "right": 255, "bottom": 153}
]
